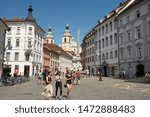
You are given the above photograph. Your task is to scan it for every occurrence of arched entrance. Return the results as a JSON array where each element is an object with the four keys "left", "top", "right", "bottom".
[
  {"left": 136, "top": 64, "right": 144, "bottom": 77},
  {"left": 103, "top": 65, "right": 108, "bottom": 77}
]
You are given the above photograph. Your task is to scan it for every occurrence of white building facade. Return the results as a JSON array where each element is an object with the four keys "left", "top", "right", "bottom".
[
  {"left": 116, "top": 0, "right": 150, "bottom": 78},
  {"left": 3, "top": 6, "right": 45, "bottom": 77},
  {"left": 95, "top": 5, "right": 123, "bottom": 77}
]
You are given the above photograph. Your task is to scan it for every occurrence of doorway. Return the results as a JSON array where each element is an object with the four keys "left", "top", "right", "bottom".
[
  {"left": 136, "top": 64, "right": 144, "bottom": 77},
  {"left": 103, "top": 65, "right": 108, "bottom": 77}
]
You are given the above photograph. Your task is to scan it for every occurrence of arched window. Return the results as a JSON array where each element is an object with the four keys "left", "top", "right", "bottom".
[
  {"left": 47, "top": 40, "right": 49, "bottom": 44},
  {"left": 64, "top": 38, "right": 67, "bottom": 43},
  {"left": 28, "top": 39, "right": 32, "bottom": 48},
  {"left": 16, "top": 39, "right": 20, "bottom": 47},
  {"left": 7, "top": 39, "right": 11, "bottom": 47}
]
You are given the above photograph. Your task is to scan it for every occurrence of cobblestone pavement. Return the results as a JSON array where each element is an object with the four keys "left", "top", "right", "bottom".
[{"left": 0, "top": 76, "right": 150, "bottom": 100}]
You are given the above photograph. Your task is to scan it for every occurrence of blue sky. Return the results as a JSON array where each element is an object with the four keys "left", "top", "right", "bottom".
[{"left": 0, "top": 0, "right": 123, "bottom": 45}]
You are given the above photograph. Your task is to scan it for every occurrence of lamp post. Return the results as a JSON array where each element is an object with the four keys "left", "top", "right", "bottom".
[{"left": 99, "top": 41, "right": 102, "bottom": 81}]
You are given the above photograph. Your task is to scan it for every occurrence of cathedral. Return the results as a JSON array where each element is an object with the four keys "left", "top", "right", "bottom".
[
  {"left": 44, "top": 24, "right": 78, "bottom": 55},
  {"left": 43, "top": 24, "right": 82, "bottom": 71},
  {"left": 62, "top": 24, "right": 78, "bottom": 55}
]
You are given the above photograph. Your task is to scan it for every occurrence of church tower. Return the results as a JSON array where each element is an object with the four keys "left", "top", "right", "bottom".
[
  {"left": 26, "top": 5, "right": 35, "bottom": 22},
  {"left": 44, "top": 27, "right": 54, "bottom": 44},
  {"left": 62, "top": 24, "right": 72, "bottom": 51}
]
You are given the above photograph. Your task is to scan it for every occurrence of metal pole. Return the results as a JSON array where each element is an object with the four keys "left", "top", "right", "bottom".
[{"left": 99, "top": 40, "right": 102, "bottom": 81}]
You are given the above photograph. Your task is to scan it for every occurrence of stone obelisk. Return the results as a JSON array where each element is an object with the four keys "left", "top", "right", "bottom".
[{"left": 77, "top": 27, "right": 80, "bottom": 58}]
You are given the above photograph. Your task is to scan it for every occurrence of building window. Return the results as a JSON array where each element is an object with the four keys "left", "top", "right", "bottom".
[
  {"left": 90, "top": 48, "right": 91, "bottom": 55},
  {"left": 37, "top": 43, "right": 39, "bottom": 51},
  {"left": 16, "top": 39, "right": 20, "bottom": 47},
  {"left": 115, "top": 50, "right": 118, "bottom": 58},
  {"left": 92, "top": 56, "right": 94, "bottom": 62},
  {"left": 102, "top": 38, "right": 104, "bottom": 48},
  {"left": 92, "top": 47, "right": 94, "bottom": 53},
  {"left": 120, "top": 20, "right": 122, "bottom": 27},
  {"left": 137, "top": 46, "right": 142, "bottom": 58},
  {"left": 106, "top": 37, "right": 108, "bottom": 47},
  {"left": 90, "top": 57, "right": 91, "bottom": 63},
  {"left": 110, "top": 35, "right": 113, "bottom": 45},
  {"left": 102, "top": 53, "right": 105, "bottom": 60},
  {"left": 136, "top": 26, "right": 142, "bottom": 39},
  {"left": 105, "top": 24, "right": 108, "bottom": 34},
  {"left": 99, "top": 28, "right": 101, "bottom": 36},
  {"left": 120, "top": 49, "right": 124, "bottom": 59},
  {"left": 136, "top": 10, "right": 140, "bottom": 18},
  {"left": 102, "top": 26, "right": 104, "bottom": 35},
  {"left": 126, "top": 15, "right": 130, "bottom": 23},
  {"left": 99, "top": 40, "right": 101, "bottom": 49},
  {"left": 36, "top": 55, "right": 38, "bottom": 62},
  {"left": 110, "top": 51, "right": 113, "bottom": 59},
  {"left": 64, "top": 38, "right": 67, "bottom": 43},
  {"left": 148, "top": 4, "right": 150, "bottom": 12},
  {"left": 126, "top": 30, "right": 131, "bottom": 41},
  {"left": 28, "top": 39, "right": 32, "bottom": 48},
  {"left": 16, "top": 27, "right": 20, "bottom": 35},
  {"left": 6, "top": 52, "right": 10, "bottom": 61},
  {"left": 15, "top": 52, "right": 19, "bottom": 61},
  {"left": 29, "top": 27, "right": 32, "bottom": 35},
  {"left": 114, "top": 33, "right": 118, "bottom": 44},
  {"left": 90, "top": 40, "right": 91, "bottom": 45},
  {"left": 95, "top": 41, "right": 97, "bottom": 50},
  {"left": 128, "top": 48, "right": 132, "bottom": 58},
  {"left": 110, "top": 22, "right": 113, "bottom": 32},
  {"left": 106, "top": 52, "right": 108, "bottom": 60},
  {"left": 92, "top": 38, "right": 94, "bottom": 44},
  {"left": 7, "top": 39, "right": 11, "bottom": 47},
  {"left": 120, "top": 33, "right": 123, "bottom": 44},
  {"left": 25, "top": 54, "right": 30, "bottom": 61}
]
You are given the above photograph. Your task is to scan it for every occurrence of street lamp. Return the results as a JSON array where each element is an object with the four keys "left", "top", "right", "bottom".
[{"left": 99, "top": 41, "right": 102, "bottom": 81}]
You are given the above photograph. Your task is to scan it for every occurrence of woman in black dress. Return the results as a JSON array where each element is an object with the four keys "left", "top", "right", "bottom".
[{"left": 65, "top": 69, "right": 73, "bottom": 99}]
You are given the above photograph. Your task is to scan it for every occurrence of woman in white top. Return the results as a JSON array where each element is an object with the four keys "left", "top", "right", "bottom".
[{"left": 55, "top": 71, "right": 63, "bottom": 100}]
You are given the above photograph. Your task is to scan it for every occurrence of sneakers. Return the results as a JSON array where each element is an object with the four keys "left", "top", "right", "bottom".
[
  {"left": 59, "top": 96, "right": 62, "bottom": 100},
  {"left": 55, "top": 96, "right": 59, "bottom": 99},
  {"left": 66, "top": 96, "right": 71, "bottom": 99},
  {"left": 55, "top": 96, "right": 62, "bottom": 100}
]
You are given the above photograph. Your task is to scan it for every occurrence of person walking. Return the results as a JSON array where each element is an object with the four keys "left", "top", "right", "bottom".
[
  {"left": 145, "top": 70, "right": 150, "bottom": 77},
  {"left": 76, "top": 70, "right": 80, "bottom": 85},
  {"left": 65, "top": 69, "right": 73, "bottom": 99},
  {"left": 38, "top": 70, "right": 43, "bottom": 84},
  {"left": 41, "top": 71, "right": 53, "bottom": 100},
  {"left": 55, "top": 71, "right": 63, "bottom": 100},
  {"left": 42, "top": 69, "right": 47, "bottom": 85},
  {"left": 72, "top": 70, "right": 76, "bottom": 85}
]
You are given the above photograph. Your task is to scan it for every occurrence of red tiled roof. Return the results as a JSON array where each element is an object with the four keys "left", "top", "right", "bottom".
[
  {"left": 44, "top": 44, "right": 72, "bottom": 59},
  {"left": 2, "top": 18, "right": 25, "bottom": 22}
]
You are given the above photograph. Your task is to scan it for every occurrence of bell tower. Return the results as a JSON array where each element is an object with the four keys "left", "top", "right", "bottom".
[
  {"left": 62, "top": 24, "right": 72, "bottom": 51},
  {"left": 26, "top": 5, "right": 35, "bottom": 22},
  {"left": 44, "top": 27, "right": 54, "bottom": 44}
]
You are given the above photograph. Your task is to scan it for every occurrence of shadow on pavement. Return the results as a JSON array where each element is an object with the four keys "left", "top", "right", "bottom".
[{"left": 125, "top": 77, "right": 150, "bottom": 84}]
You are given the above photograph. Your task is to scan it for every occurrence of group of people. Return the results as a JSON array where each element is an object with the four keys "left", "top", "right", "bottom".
[{"left": 39, "top": 68, "right": 80, "bottom": 100}]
